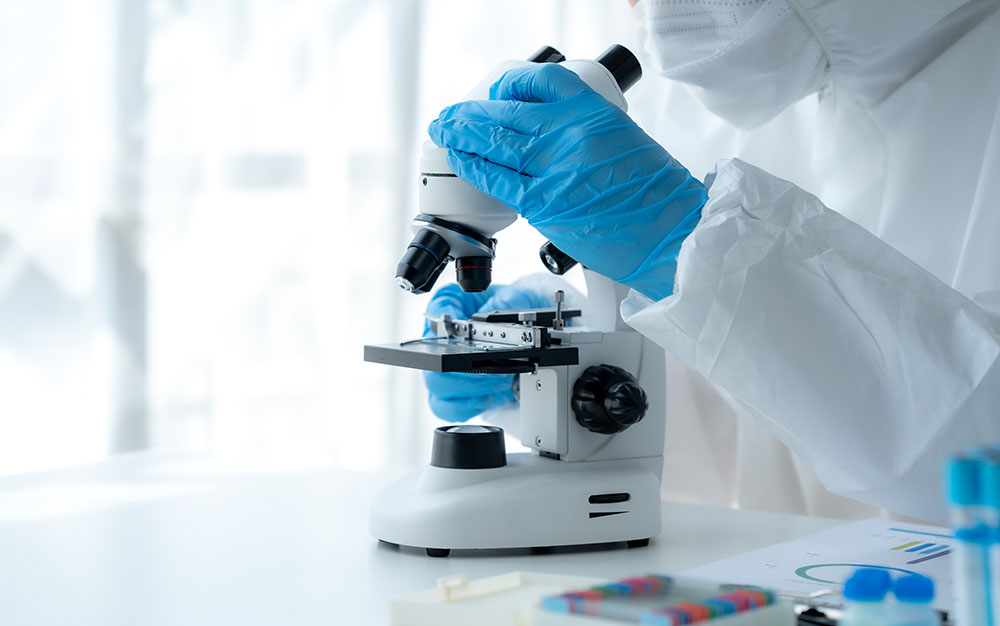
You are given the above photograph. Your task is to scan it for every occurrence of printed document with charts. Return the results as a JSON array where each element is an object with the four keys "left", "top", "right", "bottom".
[{"left": 679, "top": 519, "right": 955, "bottom": 613}]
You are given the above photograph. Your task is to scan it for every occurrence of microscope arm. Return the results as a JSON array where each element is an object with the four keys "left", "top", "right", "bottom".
[{"left": 581, "top": 269, "right": 635, "bottom": 333}]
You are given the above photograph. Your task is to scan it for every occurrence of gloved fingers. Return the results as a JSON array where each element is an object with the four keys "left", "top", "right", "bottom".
[
  {"left": 480, "top": 285, "right": 554, "bottom": 313},
  {"left": 425, "top": 283, "right": 496, "bottom": 319},
  {"left": 423, "top": 371, "right": 516, "bottom": 399},
  {"left": 489, "top": 63, "right": 591, "bottom": 103},
  {"left": 424, "top": 284, "right": 494, "bottom": 336},
  {"left": 433, "top": 99, "right": 542, "bottom": 136},
  {"left": 446, "top": 149, "right": 537, "bottom": 213},
  {"left": 429, "top": 117, "right": 542, "bottom": 175},
  {"left": 428, "top": 393, "right": 494, "bottom": 423},
  {"left": 425, "top": 371, "right": 518, "bottom": 423}
]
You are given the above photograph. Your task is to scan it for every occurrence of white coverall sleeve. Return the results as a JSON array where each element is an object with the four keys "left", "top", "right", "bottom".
[{"left": 621, "top": 158, "right": 1000, "bottom": 523}]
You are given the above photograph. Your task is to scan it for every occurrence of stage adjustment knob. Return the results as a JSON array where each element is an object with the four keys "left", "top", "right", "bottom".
[
  {"left": 430, "top": 425, "right": 506, "bottom": 469},
  {"left": 571, "top": 365, "right": 648, "bottom": 435}
]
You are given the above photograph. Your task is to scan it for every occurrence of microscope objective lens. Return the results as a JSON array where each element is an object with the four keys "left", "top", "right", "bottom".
[{"left": 396, "top": 228, "right": 451, "bottom": 294}]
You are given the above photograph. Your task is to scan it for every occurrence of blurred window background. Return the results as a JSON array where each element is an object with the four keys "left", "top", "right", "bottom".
[{"left": 0, "top": 0, "right": 641, "bottom": 476}]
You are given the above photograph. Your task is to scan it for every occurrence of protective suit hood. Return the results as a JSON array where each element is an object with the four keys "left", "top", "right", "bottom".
[
  {"left": 802, "top": 0, "right": 998, "bottom": 102},
  {"left": 637, "top": 0, "right": 996, "bottom": 127}
]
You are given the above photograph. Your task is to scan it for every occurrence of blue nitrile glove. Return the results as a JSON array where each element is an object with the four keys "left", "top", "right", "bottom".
[
  {"left": 423, "top": 283, "right": 553, "bottom": 422},
  {"left": 428, "top": 63, "right": 707, "bottom": 301}
]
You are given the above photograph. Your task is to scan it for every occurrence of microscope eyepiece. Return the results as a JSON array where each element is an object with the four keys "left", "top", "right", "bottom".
[
  {"left": 539, "top": 241, "right": 578, "bottom": 275},
  {"left": 527, "top": 46, "right": 565, "bottom": 64},
  {"left": 396, "top": 228, "right": 451, "bottom": 294},
  {"left": 455, "top": 256, "right": 493, "bottom": 293},
  {"left": 596, "top": 44, "right": 641, "bottom": 92}
]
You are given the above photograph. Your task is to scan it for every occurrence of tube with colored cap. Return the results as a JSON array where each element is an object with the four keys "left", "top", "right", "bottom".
[
  {"left": 980, "top": 449, "right": 1000, "bottom": 626},
  {"left": 889, "top": 574, "right": 937, "bottom": 626},
  {"left": 841, "top": 568, "right": 891, "bottom": 626},
  {"left": 947, "top": 454, "right": 994, "bottom": 626}
]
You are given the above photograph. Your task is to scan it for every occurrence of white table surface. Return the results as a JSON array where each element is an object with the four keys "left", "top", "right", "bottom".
[{"left": 0, "top": 454, "right": 846, "bottom": 625}]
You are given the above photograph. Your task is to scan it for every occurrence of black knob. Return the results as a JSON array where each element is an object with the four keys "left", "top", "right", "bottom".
[
  {"left": 539, "top": 241, "right": 578, "bottom": 275},
  {"left": 430, "top": 425, "right": 506, "bottom": 469},
  {"left": 572, "top": 365, "right": 648, "bottom": 435},
  {"left": 527, "top": 46, "right": 566, "bottom": 64},
  {"left": 596, "top": 44, "right": 642, "bottom": 93}
]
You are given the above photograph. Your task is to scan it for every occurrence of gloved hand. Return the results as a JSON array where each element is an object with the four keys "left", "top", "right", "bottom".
[
  {"left": 423, "top": 283, "right": 553, "bottom": 422},
  {"left": 428, "top": 63, "right": 707, "bottom": 301}
]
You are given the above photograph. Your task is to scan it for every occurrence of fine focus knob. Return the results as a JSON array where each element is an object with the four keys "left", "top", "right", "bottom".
[
  {"left": 430, "top": 425, "right": 506, "bottom": 469},
  {"left": 571, "top": 365, "right": 648, "bottom": 435}
]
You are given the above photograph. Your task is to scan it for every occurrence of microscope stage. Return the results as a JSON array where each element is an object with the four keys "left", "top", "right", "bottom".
[{"left": 363, "top": 338, "right": 579, "bottom": 373}]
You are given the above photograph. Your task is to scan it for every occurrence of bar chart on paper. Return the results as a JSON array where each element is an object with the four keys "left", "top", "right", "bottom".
[{"left": 680, "top": 519, "right": 955, "bottom": 613}]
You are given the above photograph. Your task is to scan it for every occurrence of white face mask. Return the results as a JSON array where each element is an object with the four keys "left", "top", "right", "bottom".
[{"left": 638, "top": 0, "right": 829, "bottom": 129}]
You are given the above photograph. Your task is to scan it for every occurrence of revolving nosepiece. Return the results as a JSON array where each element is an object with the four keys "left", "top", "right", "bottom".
[{"left": 396, "top": 227, "right": 496, "bottom": 294}]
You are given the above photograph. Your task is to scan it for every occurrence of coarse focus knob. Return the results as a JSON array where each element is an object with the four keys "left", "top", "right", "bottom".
[
  {"left": 430, "top": 425, "right": 506, "bottom": 469},
  {"left": 571, "top": 365, "right": 648, "bottom": 435}
]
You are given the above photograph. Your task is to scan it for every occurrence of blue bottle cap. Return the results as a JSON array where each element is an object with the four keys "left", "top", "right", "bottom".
[
  {"left": 843, "top": 569, "right": 891, "bottom": 602},
  {"left": 946, "top": 456, "right": 982, "bottom": 505},
  {"left": 894, "top": 575, "right": 934, "bottom": 603}
]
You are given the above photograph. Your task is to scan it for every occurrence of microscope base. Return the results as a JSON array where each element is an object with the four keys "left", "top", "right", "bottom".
[{"left": 370, "top": 452, "right": 663, "bottom": 555}]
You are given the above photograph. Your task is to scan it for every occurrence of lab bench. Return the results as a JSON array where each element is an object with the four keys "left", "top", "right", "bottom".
[{"left": 0, "top": 454, "right": 842, "bottom": 625}]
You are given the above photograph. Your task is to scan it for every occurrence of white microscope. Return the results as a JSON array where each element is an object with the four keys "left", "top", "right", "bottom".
[{"left": 364, "top": 45, "right": 666, "bottom": 557}]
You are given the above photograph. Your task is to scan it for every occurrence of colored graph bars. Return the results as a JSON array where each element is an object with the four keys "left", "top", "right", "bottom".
[{"left": 891, "top": 539, "right": 952, "bottom": 565}]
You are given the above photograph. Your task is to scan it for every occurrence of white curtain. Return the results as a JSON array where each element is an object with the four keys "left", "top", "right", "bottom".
[{"left": 0, "top": 0, "right": 641, "bottom": 476}]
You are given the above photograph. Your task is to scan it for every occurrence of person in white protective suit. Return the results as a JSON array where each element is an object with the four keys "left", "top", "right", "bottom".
[{"left": 423, "top": 0, "right": 1000, "bottom": 524}]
